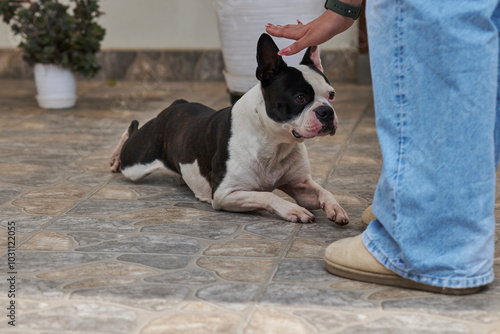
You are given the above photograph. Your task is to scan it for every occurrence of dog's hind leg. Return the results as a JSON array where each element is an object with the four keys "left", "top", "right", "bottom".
[
  {"left": 110, "top": 120, "right": 139, "bottom": 173},
  {"left": 121, "top": 159, "right": 167, "bottom": 181}
]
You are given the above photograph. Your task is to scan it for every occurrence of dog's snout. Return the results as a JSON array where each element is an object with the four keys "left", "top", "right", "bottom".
[{"left": 314, "top": 105, "right": 334, "bottom": 121}]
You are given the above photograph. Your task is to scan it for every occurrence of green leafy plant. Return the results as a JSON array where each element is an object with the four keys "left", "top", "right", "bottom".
[{"left": 0, "top": 0, "right": 106, "bottom": 77}]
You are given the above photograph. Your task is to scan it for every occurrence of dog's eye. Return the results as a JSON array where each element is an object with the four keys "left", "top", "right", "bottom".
[
  {"left": 294, "top": 95, "right": 306, "bottom": 104},
  {"left": 328, "top": 91, "right": 335, "bottom": 101}
]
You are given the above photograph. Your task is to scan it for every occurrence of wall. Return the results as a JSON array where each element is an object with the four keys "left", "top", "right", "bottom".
[
  {"left": 0, "top": 0, "right": 359, "bottom": 81},
  {"left": 0, "top": 0, "right": 357, "bottom": 50}
]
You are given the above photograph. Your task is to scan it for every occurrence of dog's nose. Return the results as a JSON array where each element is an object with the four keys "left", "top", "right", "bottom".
[{"left": 314, "top": 105, "right": 334, "bottom": 122}]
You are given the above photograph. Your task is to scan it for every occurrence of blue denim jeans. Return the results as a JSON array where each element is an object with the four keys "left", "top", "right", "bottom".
[{"left": 363, "top": 0, "right": 500, "bottom": 288}]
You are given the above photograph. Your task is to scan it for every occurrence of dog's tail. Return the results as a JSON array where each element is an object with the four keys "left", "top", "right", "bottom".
[{"left": 128, "top": 120, "right": 139, "bottom": 136}]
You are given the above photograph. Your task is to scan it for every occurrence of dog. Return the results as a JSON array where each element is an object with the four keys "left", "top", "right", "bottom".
[{"left": 109, "top": 33, "right": 349, "bottom": 225}]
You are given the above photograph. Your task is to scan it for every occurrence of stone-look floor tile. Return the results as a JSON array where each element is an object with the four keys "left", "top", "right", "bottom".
[
  {"left": 0, "top": 215, "right": 54, "bottom": 233},
  {"left": 91, "top": 185, "right": 137, "bottom": 200},
  {"left": 2, "top": 81, "right": 499, "bottom": 332},
  {"left": 69, "top": 232, "right": 120, "bottom": 246},
  {"left": 339, "top": 153, "right": 382, "bottom": 166},
  {"left": 47, "top": 216, "right": 136, "bottom": 233},
  {"left": 18, "top": 302, "right": 137, "bottom": 333},
  {"left": 137, "top": 189, "right": 198, "bottom": 202},
  {"left": 37, "top": 261, "right": 158, "bottom": 279},
  {"left": 200, "top": 210, "right": 262, "bottom": 223},
  {"left": 72, "top": 285, "right": 190, "bottom": 311},
  {"left": 76, "top": 157, "right": 113, "bottom": 173},
  {"left": 0, "top": 185, "right": 22, "bottom": 205},
  {"left": 69, "top": 199, "right": 165, "bottom": 216},
  {"left": 0, "top": 230, "right": 25, "bottom": 248},
  {"left": 19, "top": 231, "right": 73, "bottom": 251},
  {"left": 180, "top": 301, "right": 217, "bottom": 312},
  {"left": 141, "top": 313, "right": 241, "bottom": 334},
  {"left": 0, "top": 299, "right": 54, "bottom": 317},
  {"left": 0, "top": 172, "right": 63, "bottom": 187},
  {"left": 0, "top": 162, "right": 48, "bottom": 176},
  {"left": 243, "top": 221, "right": 298, "bottom": 240},
  {"left": 273, "top": 259, "right": 342, "bottom": 284},
  {"left": 22, "top": 181, "right": 92, "bottom": 199},
  {"left": 286, "top": 238, "right": 330, "bottom": 259},
  {"left": 141, "top": 221, "right": 239, "bottom": 240},
  {"left": 2, "top": 251, "right": 113, "bottom": 273},
  {"left": 340, "top": 314, "right": 472, "bottom": 334},
  {"left": 67, "top": 172, "right": 111, "bottom": 187},
  {"left": 353, "top": 123, "right": 378, "bottom": 135},
  {"left": 330, "top": 190, "right": 367, "bottom": 206},
  {"left": 294, "top": 310, "right": 369, "bottom": 333},
  {"left": 48, "top": 216, "right": 135, "bottom": 233},
  {"left": 144, "top": 269, "right": 217, "bottom": 285},
  {"left": 203, "top": 240, "right": 283, "bottom": 257},
  {"left": 196, "top": 284, "right": 260, "bottom": 311},
  {"left": 244, "top": 308, "right": 310, "bottom": 334},
  {"left": 114, "top": 206, "right": 210, "bottom": 220},
  {"left": 75, "top": 234, "right": 199, "bottom": 255},
  {"left": 117, "top": 253, "right": 191, "bottom": 270},
  {"left": 12, "top": 198, "right": 76, "bottom": 215},
  {"left": 489, "top": 327, "right": 500, "bottom": 334},
  {"left": 382, "top": 296, "right": 500, "bottom": 324},
  {"left": 0, "top": 278, "right": 64, "bottom": 300},
  {"left": 368, "top": 287, "right": 433, "bottom": 300},
  {"left": 330, "top": 280, "right": 381, "bottom": 291},
  {"left": 309, "top": 163, "right": 335, "bottom": 180},
  {"left": 0, "top": 204, "right": 23, "bottom": 217},
  {"left": 233, "top": 232, "right": 268, "bottom": 240},
  {"left": 197, "top": 257, "right": 275, "bottom": 283},
  {"left": 260, "top": 284, "right": 374, "bottom": 310},
  {"left": 125, "top": 184, "right": 176, "bottom": 198},
  {"left": 297, "top": 221, "right": 364, "bottom": 240},
  {"left": 62, "top": 277, "right": 139, "bottom": 290}
]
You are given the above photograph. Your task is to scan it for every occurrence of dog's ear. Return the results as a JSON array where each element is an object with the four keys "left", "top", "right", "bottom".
[
  {"left": 300, "top": 46, "right": 323, "bottom": 72},
  {"left": 256, "top": 34, "right": 287, "bottom": 85}
]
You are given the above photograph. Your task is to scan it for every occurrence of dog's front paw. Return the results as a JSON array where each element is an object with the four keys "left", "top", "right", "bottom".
[
  {"left": 278, "top": 203, "right": 316, "bottom": 223},
  {"left": 324, "top": 203, "right": 349, "bottom": 226}
]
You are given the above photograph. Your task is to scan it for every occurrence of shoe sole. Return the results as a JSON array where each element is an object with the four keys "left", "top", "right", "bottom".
[{"left": 324, "top": 258, "right": 483, "bottom": 295}]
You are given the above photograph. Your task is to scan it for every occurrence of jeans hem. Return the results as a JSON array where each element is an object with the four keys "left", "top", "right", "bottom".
[{"left": 362, "top": 232, "right": 495, "bottom": 289}]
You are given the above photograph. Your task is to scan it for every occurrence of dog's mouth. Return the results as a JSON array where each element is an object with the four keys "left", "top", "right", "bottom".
[
  {"left": 292, "top": 126, "right": 335, "bottom": 139},
  {"left": 319, "top": 124, "right": 336, "bottom": 136}
]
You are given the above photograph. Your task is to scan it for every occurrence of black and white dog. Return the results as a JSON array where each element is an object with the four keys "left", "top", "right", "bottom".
[{"left": 110, "top": 34, "right": 349, "bottom": 225}]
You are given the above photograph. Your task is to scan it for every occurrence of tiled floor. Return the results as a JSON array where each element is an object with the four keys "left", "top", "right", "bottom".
[{"left": 0, "top": 79, "right": 499, "bottom": 333}]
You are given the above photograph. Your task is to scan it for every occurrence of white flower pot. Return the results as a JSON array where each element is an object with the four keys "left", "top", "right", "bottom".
[
  {"left": 34, "top": 64, "right": 77, "bottom": 109},
  {"left": 214, "top": 0, "right": 324, "bottom": 97}
]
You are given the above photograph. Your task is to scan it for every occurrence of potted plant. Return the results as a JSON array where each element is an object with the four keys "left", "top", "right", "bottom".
[{"left": 0, "top": 0, "right": 105, "bottom": 109}]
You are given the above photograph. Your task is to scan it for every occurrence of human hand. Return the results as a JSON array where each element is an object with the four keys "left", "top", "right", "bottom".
[{"left": 265, "top": 10, "right": 356, "bottom": 56}]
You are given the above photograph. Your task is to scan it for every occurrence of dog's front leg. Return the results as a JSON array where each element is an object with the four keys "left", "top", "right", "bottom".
[
  {"left": 280, "top": 178, "right": 349, "bottom": 225},
  {"left": 213, "top": 190, "right": 316, "bottom": 223}
]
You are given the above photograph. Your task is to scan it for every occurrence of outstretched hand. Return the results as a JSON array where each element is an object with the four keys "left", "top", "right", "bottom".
[{"left": 265, "top": 10, "right": 356, "bottom": 56}]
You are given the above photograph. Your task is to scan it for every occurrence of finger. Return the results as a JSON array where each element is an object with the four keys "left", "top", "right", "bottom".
[
  {"left": 265, "top": 23, "right": 305, "bottom": 40},
  {"left": 297, "top": 19, "right": 303, "bottom": 25},
  {"left": 278, "top": 39, "right": 308, "bottom": 56}
]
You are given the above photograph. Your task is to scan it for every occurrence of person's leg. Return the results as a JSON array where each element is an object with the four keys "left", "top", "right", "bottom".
[
  {"left": 326, "top": 0, "right": 499, "bottom": 291},
  {"left": 367, "top": 0, "right": 499, "bottom": 288},
  {"left": 493, "top": 4, "right": 500, "bottom": 167}
]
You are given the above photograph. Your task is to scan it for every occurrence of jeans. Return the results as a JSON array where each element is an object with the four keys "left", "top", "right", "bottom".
[{"left": 363, "top": 0, "right": 499, "bottom": 288}]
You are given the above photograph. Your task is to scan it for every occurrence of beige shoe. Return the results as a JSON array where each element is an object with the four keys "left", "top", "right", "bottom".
[
  {"left": 361, "top": 205, "right": 376, "bottom": 228},
  {"left": 324, "top": 235, "right": 484, "bottom": 295}
]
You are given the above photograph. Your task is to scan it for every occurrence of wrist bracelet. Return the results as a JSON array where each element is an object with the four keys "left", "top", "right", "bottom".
[{"left": 324, "top": 0, "right": 363, "bottom": 20}]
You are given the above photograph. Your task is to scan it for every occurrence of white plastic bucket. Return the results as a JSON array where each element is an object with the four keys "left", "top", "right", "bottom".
[
  {"left": 214, "top": 0, "right": 324, "bottom": 95},
  {"left": 34, "top": 64, "right": 77, "bottom": 109}
]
